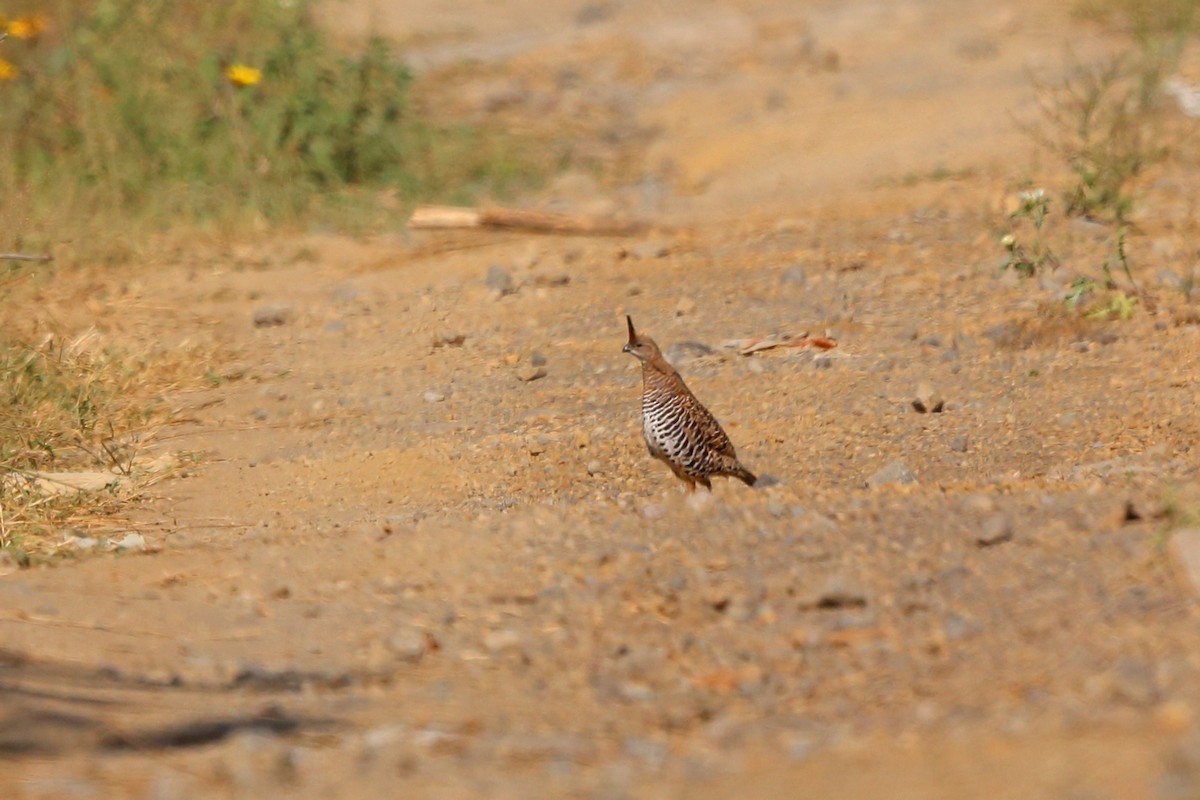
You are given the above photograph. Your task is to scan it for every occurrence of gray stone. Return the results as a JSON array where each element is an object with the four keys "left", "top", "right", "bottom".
[
  {"left": 253, "top": 305, "right": 293, "bottom": 327},
  {"left": 780, "top": 265, "right": 808, "bottom": 286},
  {"left": 974, "top": 513, "right": 1013, "bottom": 547},
  {"left": 754, "top": 473, "right": 782, "bottom": 489},
  {"left": 423, "top": 390, "right": 446, "bottom": 403},
  {"left": 114, "top": 532, "right": 147, "bottom": 552},
  {"left": 486, "top": 265, "right": 514, "bottom": 294},
  {"left": 665, "top": 341, "right": 715, "bottom": 364},
  {"left": 866, "top": 461, "right": 917, "bottom": 489},
  {"left": 949, "top": 435, "right": 969, "bottom": 453},
  {"left": 387, "top": 629, "right": 428, "bottom": 664},
  {"left": 586, "top": 460, "right": 604, "bottom": 476}
]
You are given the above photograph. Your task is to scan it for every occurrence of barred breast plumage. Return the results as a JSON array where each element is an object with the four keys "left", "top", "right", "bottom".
[{"left": 623, "top": 316, "right": 757, "bottom": 492}]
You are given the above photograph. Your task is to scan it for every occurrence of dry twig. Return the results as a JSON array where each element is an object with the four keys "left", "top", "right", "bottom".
[
  {"left": 0, "top": 253, "right": 53, "bottom": 262},
  {"left": 408, "top": 205, "right": 650, "bottom": 236}
]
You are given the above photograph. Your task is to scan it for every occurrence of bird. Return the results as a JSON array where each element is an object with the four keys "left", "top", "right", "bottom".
[{"left": 622, "top": 315, "right": 757, "bottom": 492}]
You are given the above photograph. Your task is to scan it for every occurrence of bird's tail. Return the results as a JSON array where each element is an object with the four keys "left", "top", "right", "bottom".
[{"left": 732, "top": 466, "right": 757, "bottom": 487}]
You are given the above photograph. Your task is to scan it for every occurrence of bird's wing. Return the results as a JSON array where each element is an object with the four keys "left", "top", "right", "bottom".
[{"left": 685, "top": 393, "right": 739, "bottom": 459}]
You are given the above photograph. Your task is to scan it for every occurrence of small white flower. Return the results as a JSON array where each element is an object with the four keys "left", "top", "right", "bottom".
[
  {"left": 1001, "top": 234, "right": 1017, "bottom": 250},
  {"left": 1018, "top": 188, "right": 1046, "bottom": 209}
]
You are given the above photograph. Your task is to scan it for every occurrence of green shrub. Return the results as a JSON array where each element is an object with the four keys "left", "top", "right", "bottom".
[{"left": 0, "top": 1, "right": 539, "bottom": 244}]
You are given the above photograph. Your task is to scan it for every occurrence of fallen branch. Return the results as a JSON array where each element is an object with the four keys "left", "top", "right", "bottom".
[
  {"left": 408, "top": 205, "right": 649, "bottom": 236},
  {"left": 723, "top": 333, "right": 838, "bottom": 356},
  {"left": 0, "top": 252, "right": 53, "bottom": 262}
]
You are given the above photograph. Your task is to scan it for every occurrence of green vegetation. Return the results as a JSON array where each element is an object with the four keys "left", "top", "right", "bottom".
[
  {"left": 1026, "top": 49, "right": 1173, "bottom": 223},
  {"left": 1023, "top": 0, "right": 1198, "bottom": 222},
  {"left": 1000, "top": 189, "right": 1060, "bottom": 278},
  {"left": 1000, "top": 0, "right": 1199, "bottom": 315},
  {"left": 0, "top": 1, "right": 543, "bottom": 257}
]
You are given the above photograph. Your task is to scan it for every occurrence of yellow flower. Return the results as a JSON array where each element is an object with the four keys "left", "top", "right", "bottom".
[
  {"left": 0, "top": 58, "right": 17, "bottom": 81},
  {"left": 225, "top": 64, "right": 262, "bottom": 88},
  {"left": 6, "top": 14, "right": 47, "bottom": 40}
]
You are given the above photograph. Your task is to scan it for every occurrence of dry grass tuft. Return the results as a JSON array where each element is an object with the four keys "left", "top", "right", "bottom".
[{"left": 0, "top": 269, "right": 222, "bottom": 561}]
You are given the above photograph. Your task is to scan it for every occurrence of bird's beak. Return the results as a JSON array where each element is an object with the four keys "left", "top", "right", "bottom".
[{"left": 622, "top": 343, "right": 632, "bottom": 353}]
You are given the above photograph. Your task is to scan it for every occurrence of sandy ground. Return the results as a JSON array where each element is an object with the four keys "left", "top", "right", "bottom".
[{"left": 5, "top": 0, "right": 1200, "bottom": 797}]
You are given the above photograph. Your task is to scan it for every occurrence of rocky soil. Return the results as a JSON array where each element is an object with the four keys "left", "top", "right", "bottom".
[{"left": 4, "top": 0, "right": 1200, "bottom": 797}]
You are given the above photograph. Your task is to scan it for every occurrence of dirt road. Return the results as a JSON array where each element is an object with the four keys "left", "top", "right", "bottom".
[{"left": 5, "top": 1, "right": 1200, "bottom": 797}]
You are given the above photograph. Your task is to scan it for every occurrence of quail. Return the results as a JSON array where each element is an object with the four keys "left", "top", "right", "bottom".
[{"left": 622, "top": 315, "right": 757, "bottom": 492}]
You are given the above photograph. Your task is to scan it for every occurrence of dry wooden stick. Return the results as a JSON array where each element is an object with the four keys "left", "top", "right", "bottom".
[
  {"left": 408, "top": 205, "right": 650, "bottom": 236},
  {"left": 0, "top": 252, "right": 53, "bottom": 262}
]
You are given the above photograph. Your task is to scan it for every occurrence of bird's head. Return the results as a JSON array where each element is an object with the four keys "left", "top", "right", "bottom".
[{"left": 622, "top": 315, "right": 662, "bottom": 362}]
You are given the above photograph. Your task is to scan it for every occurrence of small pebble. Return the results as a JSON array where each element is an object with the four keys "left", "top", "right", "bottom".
[
  {"left": 974, "top": 513, "right": 1013, "bottom": 547},
  {"left": 387, "top": 629, "right": 428, "bottom": 664},
  {"left": 866, "top": 461, "right": 917, "bottom": 489},
  {"left": 114, "top": 533, "right": 147, "bottom": 552},
  {"left": 912, "top": 382, "right": 945, "bottom": 413},
  {"left": 486, "top": 265, "right": 514, "bottom": 295},
  {"left": 253, "top": 305, "right": 293, "bottom": 328},
  {"left": 483, "top": 629, "right": 524, "bottom": 654},
  {"left": 516, "top": 366, "right": 548, "bottom": 382},
  {"left": 779, "top": 265, "right": 808, "bottom": 286},
  {"left": 800, "top": 574, "right": 868, "bottom": 610}
]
